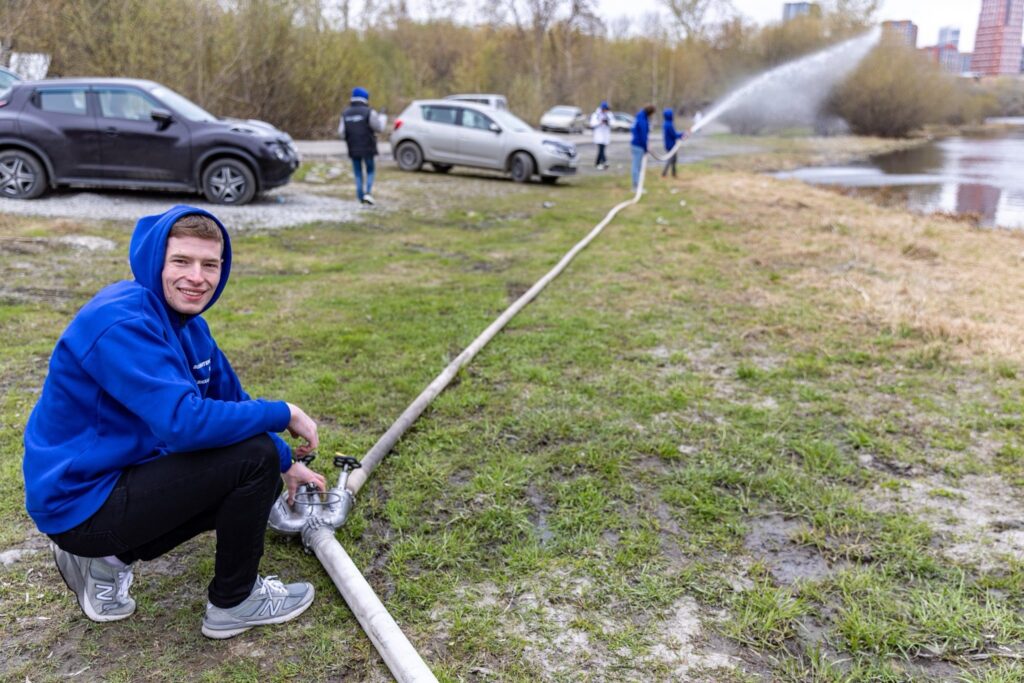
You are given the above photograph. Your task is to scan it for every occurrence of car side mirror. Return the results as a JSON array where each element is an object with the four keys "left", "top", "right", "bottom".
[
  {"left": 151, "top": 108, "right": 173, "bottom": 129},
  {"left": 489, "top": 123, "right": 501, "bottom": 133}
]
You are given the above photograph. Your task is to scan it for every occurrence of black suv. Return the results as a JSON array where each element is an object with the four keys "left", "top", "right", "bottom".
[{"left": 0, "top": 78, "right": 299, "bottom": 204}]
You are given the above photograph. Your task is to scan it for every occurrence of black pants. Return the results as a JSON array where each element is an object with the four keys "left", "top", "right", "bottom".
[
  {"left": 49, "top": 435, "right": 283, "bottom": 608},
  {"left": 662, "top": 153, "right": 678, "bottom": 177},
  {"left": 595, "top": 143, "right": 607, "bottom": 166}
]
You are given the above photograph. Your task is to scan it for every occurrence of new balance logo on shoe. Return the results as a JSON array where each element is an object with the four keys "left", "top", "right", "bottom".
[
  {"left": 94, "top": 582, "right": 115, "bottom": 601},
  {"left": 258, "top": 597, "right": 285, "bottom": 617}
]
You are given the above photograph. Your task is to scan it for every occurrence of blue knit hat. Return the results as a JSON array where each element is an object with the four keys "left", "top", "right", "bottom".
[
  {"left": 351, "top": 87, "right": 369, "bottom": 102},
  {"left": 600, "top": 100, "right": 609, "bottom": 109}
]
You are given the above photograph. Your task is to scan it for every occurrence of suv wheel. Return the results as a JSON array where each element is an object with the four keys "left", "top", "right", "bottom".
[
  {"left": 202, "top": 158, "right": 256, "bottom": 205},
  {"left": 396, "top": 142, "right": 423, "bottom": 172},
  {"left": 0, "top": 150, "right": 46, "bottom": 199},
  {"left": 509, "top": 152, "right": 533, "bottom": 183}
]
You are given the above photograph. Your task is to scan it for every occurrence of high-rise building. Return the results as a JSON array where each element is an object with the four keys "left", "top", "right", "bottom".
[
  {"left": 938, "top": 26, "right": 960, "bottom": 49},
  {"left": 782, "top": 2, "right": 820, "bottom": 22},
  {"left": 881, "top": 20, "right": 919, "bottom": 48},
  {"left": 972, "top": 0, "right": 1024, "bottom": 75}
]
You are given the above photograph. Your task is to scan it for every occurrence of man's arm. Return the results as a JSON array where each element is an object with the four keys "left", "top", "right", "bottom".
[
  {"left": 81, "top": 317, "right": 291, "bottom": 455},
  {"left": 370, "top": 109, "right": 387, "bottom": 133},
  {"left": 338, "top": 113, "right": 346, "bottom": 139}
]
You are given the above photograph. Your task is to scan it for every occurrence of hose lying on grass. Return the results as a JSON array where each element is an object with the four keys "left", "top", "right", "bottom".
[{"left": 267, "top": 133, "right": 690, "bottom": 682}]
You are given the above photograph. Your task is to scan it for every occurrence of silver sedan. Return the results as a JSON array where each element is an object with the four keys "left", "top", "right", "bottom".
[{"left": 389, "top": 100, "right": 577, "bottom": 184}]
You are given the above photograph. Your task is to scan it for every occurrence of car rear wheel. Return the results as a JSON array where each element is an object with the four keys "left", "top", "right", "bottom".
[
  {"left": 432, "top": 163, "right": 452, "bottom": 173},
  {"left": 396, "top": 142, "right": 423, "bottom": 172},
  {"left": 0, "top": 149, "right": 46, "bottom": 199},
  {"left": 202, "top": 158, "right": 256, "bottom": 205},
  {"left": 509, "top": 152, "right": 534, "bottom": 183}
]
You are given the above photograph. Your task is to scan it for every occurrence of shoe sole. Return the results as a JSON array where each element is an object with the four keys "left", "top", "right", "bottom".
[
  {"left": 201, "top": 586, "right": 315, "bottom": 639},
  {"left": 51, "top": 543, "right": 133, "bottom": 623}
]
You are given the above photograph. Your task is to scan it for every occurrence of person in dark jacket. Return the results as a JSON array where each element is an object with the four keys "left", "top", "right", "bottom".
[
  {"left": 630, "top": 104, "right": 657, "bottom": 190},
  {"left": 24, "top": 205, "right": 326, "bottom": 638},
  {"left": 661, "top": 108, "right": 687, "bottom": 178},
  {"left": 338, "top": 86, "right": 387, "bottom": 205}
]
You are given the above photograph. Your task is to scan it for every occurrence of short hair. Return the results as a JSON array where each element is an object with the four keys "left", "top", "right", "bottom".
[
  {"left": 169, "top": 214, "right": 223, "bottom": 246},
  {"left": 643, "top": 104, "right": 656, "bottom": 116}
]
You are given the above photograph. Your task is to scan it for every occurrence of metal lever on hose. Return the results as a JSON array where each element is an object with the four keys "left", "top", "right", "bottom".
[{"left": 334, "top": 453, "right": 362, "bottom": 491}]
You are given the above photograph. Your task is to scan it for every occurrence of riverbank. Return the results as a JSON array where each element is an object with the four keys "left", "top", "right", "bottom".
[{"left": 2, "top": 151, "right": 1023, "bottom": 681}]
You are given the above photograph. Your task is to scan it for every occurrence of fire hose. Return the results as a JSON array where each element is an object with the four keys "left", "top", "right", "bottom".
[{"left": 268, "top": 133, "right": 690, "bottom": 682}]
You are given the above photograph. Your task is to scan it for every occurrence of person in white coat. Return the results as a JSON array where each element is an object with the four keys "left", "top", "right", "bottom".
[{"left": 589, "top": 101, "right": 612, "bottom": 170}]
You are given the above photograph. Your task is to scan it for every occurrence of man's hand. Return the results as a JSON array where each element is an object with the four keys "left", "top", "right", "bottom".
[
  {"left": 282, "top": 461, "right": 327, "bottom": 506},
  {"left": 286, "top": 403, "right": 318, "bottom": 457}
]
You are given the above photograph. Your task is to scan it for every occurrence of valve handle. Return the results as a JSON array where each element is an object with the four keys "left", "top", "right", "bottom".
[
  {"left": 295, "top": 453, "right": 316, "bottom": 466},
  {"left": 333, "top": 453, "right": 362, "bottom": 471}
]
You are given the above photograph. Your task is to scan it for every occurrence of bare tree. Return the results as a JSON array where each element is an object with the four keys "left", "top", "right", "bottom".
[{"left": 659, "top": 0, "right": 732, "bottom": 40}]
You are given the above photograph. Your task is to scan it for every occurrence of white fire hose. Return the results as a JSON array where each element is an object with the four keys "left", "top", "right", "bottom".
[{"left": 268, "top": 134, "right": 688, "bottom": 681}]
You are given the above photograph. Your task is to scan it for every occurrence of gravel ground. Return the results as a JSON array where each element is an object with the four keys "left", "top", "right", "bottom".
[{"left": 0, "top": 182, "right": 365, "bottom": 230}]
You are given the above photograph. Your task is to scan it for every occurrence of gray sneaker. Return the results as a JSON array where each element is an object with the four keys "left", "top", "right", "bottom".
[
  {"left": 201, "top": 575, "right": 314, "bottom": 639},
  {"left": 51, "top": 543, "right": 135, "bottom": 622}
]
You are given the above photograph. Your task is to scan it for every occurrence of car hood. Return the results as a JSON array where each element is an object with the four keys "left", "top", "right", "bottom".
[
  {"left": 505, "top": 129, "right": 577, "bottom": 156},
  {"left": 219, "top": 117, "right": 293, "bottom": 141}
]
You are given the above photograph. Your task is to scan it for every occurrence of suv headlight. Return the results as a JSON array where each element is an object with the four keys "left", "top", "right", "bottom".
[{"left": 265, "top": 140, "right": 292, "bottom": 161}]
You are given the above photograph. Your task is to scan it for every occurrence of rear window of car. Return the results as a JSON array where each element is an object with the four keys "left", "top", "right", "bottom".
[
  {"left": 421, "top": 105, "right": 459, "bottom": 125},
  {"left": 38, "top": 89, "right": 88, "bottom": 116}
]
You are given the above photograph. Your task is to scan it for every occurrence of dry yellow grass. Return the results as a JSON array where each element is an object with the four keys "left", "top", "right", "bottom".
[{"left": 686, "top": 170, "right": 1024, "bottom": 361}]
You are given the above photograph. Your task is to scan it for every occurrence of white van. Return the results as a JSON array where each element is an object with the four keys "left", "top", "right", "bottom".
[{"left": 443, "top": 93, "right": 508, "bottom": 111}]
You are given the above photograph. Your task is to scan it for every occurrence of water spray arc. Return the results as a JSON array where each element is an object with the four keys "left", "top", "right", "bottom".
[{"left": 266, "top": 27, "right": 885, "bottom": 681}]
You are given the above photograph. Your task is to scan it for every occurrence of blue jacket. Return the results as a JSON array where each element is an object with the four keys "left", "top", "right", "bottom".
[
  {"left": 663, "top": 108, "right": 682, "bottom": 152},
  {"left": 23, "top": 205, "right": 293, "bottom": 534},
  {"left": 630, "top": 109, "right": 651, "bottom": 151}
]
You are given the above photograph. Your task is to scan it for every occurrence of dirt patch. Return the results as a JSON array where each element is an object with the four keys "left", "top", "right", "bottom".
[{"left": 743, "top": 516, "right": 836, "bottom": 585}]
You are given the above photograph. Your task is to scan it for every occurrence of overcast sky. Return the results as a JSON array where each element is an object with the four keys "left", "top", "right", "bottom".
[{"left": 595, "top": 0, "right": 982, "bottom": 52}]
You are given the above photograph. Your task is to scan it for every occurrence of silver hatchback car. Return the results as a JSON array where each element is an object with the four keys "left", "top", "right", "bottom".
[{"left": 390, "top": 100, "right": 577, "bottom": 183}]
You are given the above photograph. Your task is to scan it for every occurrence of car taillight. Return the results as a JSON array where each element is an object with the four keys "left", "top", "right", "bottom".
[
  {"left": 0, "top": 98, "right": 8, "bottom": 108},
  {"left": 393, "top": 119, "right": 402, "bottom": 131}
]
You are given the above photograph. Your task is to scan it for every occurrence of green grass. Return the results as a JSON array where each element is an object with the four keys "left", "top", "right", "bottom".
[{"left": 2, "top": 153, "right": 1024, "bottom": 681}]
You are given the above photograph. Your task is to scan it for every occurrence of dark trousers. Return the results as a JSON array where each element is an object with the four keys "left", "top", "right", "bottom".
[
  {"left": 49, "top": 435, "right": 283, "bottom": 608},
  {"left": 594, "top": 143, "right": 607, "bottom": 166},
  {"left": 662, "top": 152, "right": 678, "bottom": 177}
]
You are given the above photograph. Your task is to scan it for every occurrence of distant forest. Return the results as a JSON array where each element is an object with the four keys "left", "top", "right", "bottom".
[{"left": 0, "top": 1, "right": 1003, "bottom": 138}]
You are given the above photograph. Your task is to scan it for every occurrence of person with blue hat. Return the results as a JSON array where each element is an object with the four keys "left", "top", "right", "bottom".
[
  {"left": 338, "top": 86, "right": 387, "bottom": 205},
  {"left": 589, "top": 100, "right": 612, "bottom": 170},
  {"left": 661, "top": 108, "right": 687, "bottom": 178}
]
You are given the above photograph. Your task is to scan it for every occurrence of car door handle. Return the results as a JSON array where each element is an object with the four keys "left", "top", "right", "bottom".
[{"left": 103, "top": 127, "right": 119, "bottom": 137}]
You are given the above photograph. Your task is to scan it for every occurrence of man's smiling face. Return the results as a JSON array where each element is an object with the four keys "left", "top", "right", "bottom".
[{"left": 161, "top": 235, "right": 223, "bottom": 315}]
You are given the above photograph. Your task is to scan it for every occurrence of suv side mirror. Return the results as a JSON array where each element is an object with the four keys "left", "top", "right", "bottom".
[
  {"left": 151, "top": 108, "right": 174, "bottom": 129},
  {"left": 489, "top": 122, "right": 501, "bottom": 133}
]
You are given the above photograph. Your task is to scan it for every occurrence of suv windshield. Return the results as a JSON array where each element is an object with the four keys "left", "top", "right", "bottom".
[
  {"left": 490, "top": 109, "right": 533, "bottom": 133},
  {"left": 150, "top": 86, "right": 216, "bottom": 122}
]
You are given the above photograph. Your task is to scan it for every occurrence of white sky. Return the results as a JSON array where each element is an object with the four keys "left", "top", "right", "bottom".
[{"left": 596, "top": 0, "right": 982, "bottom": 52}]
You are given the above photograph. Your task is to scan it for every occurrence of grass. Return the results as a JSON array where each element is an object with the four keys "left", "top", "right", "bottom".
[{"left": 2, "top": 134, "right": 1024, "bottom": 681}]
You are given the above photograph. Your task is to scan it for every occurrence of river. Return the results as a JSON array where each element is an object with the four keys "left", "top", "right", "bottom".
[{"left": 774, "top": 126, "right": 1024, "bottom": 229}]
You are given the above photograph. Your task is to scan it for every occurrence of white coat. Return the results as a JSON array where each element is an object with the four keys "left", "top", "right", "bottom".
[{"left": 590, "top": 108, "right": 612, "bottom": 146}]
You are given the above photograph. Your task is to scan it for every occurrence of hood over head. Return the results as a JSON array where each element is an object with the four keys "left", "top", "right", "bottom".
[
  {"left": 129, "top": 205, "right": 232, "bottom": 315},
  {"left": 663, "top": 108, "right": 674, "bottom": 121}
]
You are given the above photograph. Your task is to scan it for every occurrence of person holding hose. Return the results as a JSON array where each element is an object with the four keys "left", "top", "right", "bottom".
[
  {"left": 23, "top": 205, "right": 326, "bottom": 639},
  {"left": 661, "top": 108, "right": 687, "bottom": 178},
  {"left": 630, "top": 104, "right": 657, "bottom": 191}
]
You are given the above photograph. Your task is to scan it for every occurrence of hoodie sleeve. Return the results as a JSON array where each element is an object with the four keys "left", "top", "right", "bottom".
[
  {"left": 79, "top": 315, "right": 292, "bottom": 458},
  {"left": 370, "top": 109, "right": 386, "bottom": 133},
  {"left": 337, "top": 114, "right": 346, "bottom": 139},
  {"left": 206, "top": 343, "right": 294, "bottom": 472}
]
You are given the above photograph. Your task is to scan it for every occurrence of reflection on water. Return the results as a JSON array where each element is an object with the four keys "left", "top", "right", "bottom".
[{"left": 775, "top": 130, "right": 1024, "bottom": 228}]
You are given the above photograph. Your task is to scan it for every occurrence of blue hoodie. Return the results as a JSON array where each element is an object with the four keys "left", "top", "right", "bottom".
[
  {"left": 663, "top": 108, "right": 682, "bottom": 152},
  {"left": 630, "top": 108, "right": 651, "bottom": 151},
  {"left": 23, "top": 205, "right": 293, "bottom": 534}
]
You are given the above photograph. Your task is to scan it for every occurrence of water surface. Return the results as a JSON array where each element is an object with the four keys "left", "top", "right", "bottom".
[{"left": 775, "top": 130, "right": 1024, "bottom": 228}]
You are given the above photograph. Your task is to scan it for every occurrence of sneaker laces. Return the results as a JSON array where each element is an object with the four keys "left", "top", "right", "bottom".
[
  {"left": 255, "top": 575, "right": 287, "bottom": 598},
  {"left": 115, "top": 568, "right": 134, "bottom": 603}
]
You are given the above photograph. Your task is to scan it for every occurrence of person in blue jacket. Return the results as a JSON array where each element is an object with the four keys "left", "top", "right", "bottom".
[
  {"left": 23, "top": 205, "right": 326, "bottom": 639},
  {"left": 630, "top": 104, "right": 657, "bottom": 190},
  {"left": 661, "top": 108, "right": 687, "bottom": 178}
]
